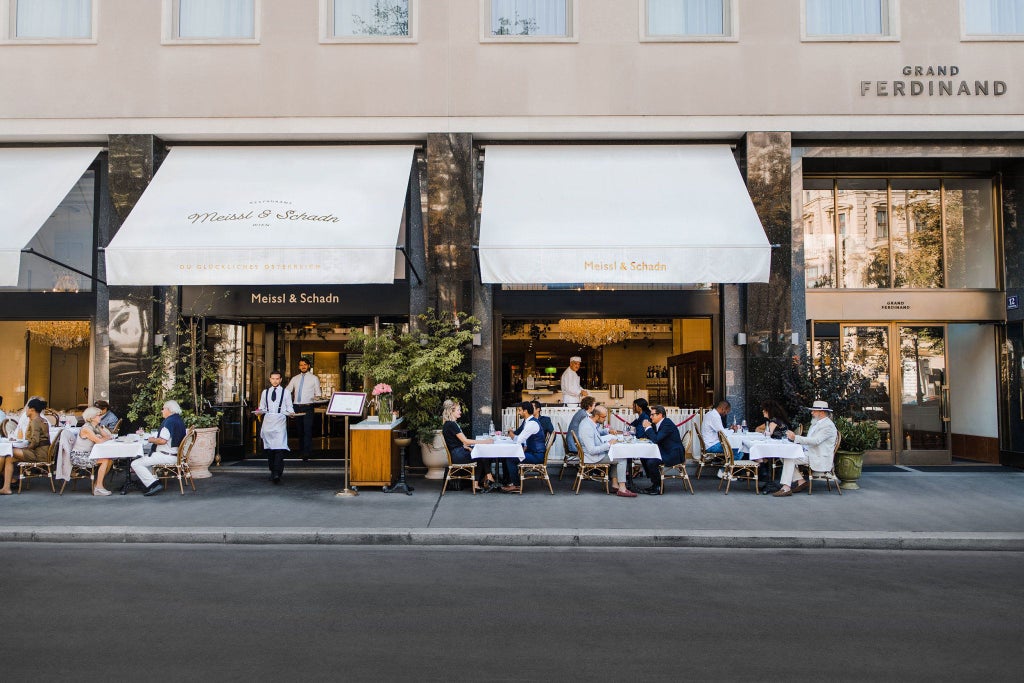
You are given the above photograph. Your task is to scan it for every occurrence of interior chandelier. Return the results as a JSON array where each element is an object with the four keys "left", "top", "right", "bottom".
[
  {"left": 25, "top": 274, "right": 91, "bottom": 350},
  {"left": 558, "top": 319, "right": 632, "bottom": 348}
]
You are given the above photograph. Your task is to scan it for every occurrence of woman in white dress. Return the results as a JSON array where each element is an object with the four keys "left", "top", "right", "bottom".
[{"left": 70, "top": 406, "right": 116, "bottom": 496}]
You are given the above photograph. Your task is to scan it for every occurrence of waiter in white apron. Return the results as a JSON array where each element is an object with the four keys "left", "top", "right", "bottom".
[
  {"left": 257, "top": 370, "right": 294, "bottom": 484},
  {"left": 561, "top": 356, "right": 587, "bottom": 407}
]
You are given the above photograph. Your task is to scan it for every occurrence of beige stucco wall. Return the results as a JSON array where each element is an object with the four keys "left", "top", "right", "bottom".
[{"left": 1, "top": 0, "right": 1022, "bottom": 139}]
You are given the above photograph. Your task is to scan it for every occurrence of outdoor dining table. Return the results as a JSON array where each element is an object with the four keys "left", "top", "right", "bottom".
[
  {"left": 0, "top": 438, "right": 29, "bottom": 457},
  {"left": 607, "top": 441, "right": 661, "bottom": 461},
  {"left": 747, "top": 441, "right": 806, "bottom": 460},
  {"left": 470, "top": 440, "right": 526, "bottom": 461},
  {"left": 91, "top": 437, "right": 151, "bottom": 495}
]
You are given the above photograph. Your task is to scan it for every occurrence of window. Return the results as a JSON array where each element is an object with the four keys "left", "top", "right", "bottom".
[
  {"left": 4, "top": 0, "right": 93, "bottom": 41},
  {"left": 803, "top": 0, "right": 898, "bottom": 39},
  {"left": 164, "top": 0, "right": 257, "bottom": 43},
  {"left": 483, "top": 0, "right": 576, "bottom": 41},
  {"left": 643, "top": 0, "right": 735, "bottom": 40},
  {"left": 875, "top": 207, "right": 888, "bottom": 239},
  {"left": 323, "top": 0, "right": 414, "bottom": 41},
  {"left": 963, "top": 0, "right": 1024, "bottom": 37},
  {"left": 804, "top": 176, "right": 997, "bottom": 290}
]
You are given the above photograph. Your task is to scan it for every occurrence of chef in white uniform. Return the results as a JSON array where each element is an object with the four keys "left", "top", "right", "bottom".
[
  {"left": 561, "top": 356, "right": 587, "bottom": 407},
  {"left": 257, "top": 370, "right": 294, "bottom": 484}
]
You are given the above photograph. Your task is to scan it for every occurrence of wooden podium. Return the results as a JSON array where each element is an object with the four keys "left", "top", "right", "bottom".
[{"left": 350, "top": 417, "right": 403, "bottom": 488}]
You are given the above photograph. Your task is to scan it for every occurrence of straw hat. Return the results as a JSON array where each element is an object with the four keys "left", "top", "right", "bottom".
[{"left": 807, "top": 400, "right": 833, "bottom": 412}]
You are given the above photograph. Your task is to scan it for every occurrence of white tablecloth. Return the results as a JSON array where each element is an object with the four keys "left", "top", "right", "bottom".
[
  {"left": 725, "top": 432, "right": 769, "bottom": 452},
  {"left": 471, "top": 442, "right": 525, "bottom": 461},
  {"left": 748, "top": 442, "right": 806, "bottom": 460},
  {"left": 90, "top": 439, "right": 146, "bottom": 460},
  {"left": 607, "top": 442, "right": 661, "bottom": 461},
  {"left": 0, "top": 440, "right": 27, "bottom": 457}
]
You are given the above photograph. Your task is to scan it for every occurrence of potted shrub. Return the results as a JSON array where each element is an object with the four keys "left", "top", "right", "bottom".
[
  {"left": 347, "top": 309, "right": 478, "bottom": 479},
  {"left": 832, "top": 416, "right": 880, "bottom": 490}
]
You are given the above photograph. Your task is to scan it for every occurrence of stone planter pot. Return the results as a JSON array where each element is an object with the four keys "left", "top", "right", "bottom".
[
  {"left": 188, "top": 427, "right": 219, "bottom": 479},
  {"left": 834, "top": 450, "right": 864, "bottom": 490},
  {"left": 419, "top": 430, "right": 447, "bottom": 480}
]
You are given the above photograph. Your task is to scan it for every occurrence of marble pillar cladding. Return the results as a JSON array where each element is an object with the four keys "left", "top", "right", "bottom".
[
  {"left": 743, "top": 132, "right": 797, "bottom": 420},
  {"left": 426, "top": 133, "right": 475, "bottom": 314},
  {"left": 472, "top": 280, "right": 495, "bottom": 436},
  {"left": 408, "top": 152, "right": 429, "bottom": 324},
  {"left": 91, "top": 160, "right": 113, "bottom": 404},
  {"left": 721, "top": 284, "right": 746, "bottom": 422},
  {"left": 106, "top": 135, "right": 162, "bottom": 428},
  {"left": 108, "top": 134, "right": 163, "bottom": 223},
  {"left": 1003, "top": 162, "right": 1024, "bottom": 323}
]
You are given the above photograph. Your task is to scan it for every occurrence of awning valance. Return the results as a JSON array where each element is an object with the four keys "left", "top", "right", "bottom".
[
  {"left": 477, "top": 145, "right": 771, "bottom": 285},
  {"left": 0, "top": 147, "right": 102, "bottom": 287},
  {"left": 105, "top": 145, "right": 415, "bottom": 286}
]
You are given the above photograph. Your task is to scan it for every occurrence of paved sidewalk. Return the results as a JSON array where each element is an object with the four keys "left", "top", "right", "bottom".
[{"left": 1, "top": 464, "right": 1022, "bottom": 550}]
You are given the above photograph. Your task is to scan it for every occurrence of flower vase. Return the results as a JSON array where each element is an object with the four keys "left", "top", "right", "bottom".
[{"left": 377, "top": 394, "right": 393, "bottom": 424}]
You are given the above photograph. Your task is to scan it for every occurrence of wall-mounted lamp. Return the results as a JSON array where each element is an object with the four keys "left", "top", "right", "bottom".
[
  {"left": 791, "top": 332, "right": 801, "bottom": 346},
  {"left": 154, "top": 334, "right": 165, "bottom": 348},
  {"left": 472, "top": 332, "right": 482, "bottom": 347},
  {"left": 735, "top": 333, "right": 747, "bottom": 346}
]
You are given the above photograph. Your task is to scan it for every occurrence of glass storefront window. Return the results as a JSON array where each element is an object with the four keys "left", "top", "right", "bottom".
[
  {"left": 891, "top": 179, "right": 942, "bottom": 288},
  {"left": 843, "top": 325, "right": 892, "bottom": 447},
  {"left": 3, "top": 170, "right": 95, "bottom": 293},
  {"left": 945, "top": 178, "right": 996, "bottom": 289},
  {"left": 837, "top": 179, "right": 888, "bottom": 288},
  {"left": 803, "top": 180, "right": 837, "bottom": 288},
  {"left": 804, "top": 174, "right": 998, "bottom": 291}
]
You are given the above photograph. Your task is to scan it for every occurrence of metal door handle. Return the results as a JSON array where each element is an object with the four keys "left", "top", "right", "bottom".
[{"left": 940, "top": 385, "right": 951, "bottom": 423}]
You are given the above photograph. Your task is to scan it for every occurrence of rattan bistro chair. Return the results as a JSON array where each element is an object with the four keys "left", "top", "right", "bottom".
[
  {"left": 805, "top": 432, "right": 842, "bottom": 495},
  {"left": 571, "top": 431, "right": 610, "bottom": 494},
  {"left": 660, "top": 430, "right": 695, "bottom": 494},
  {"left": 441, "top": 440, "right": 477, "bottom": 496},
  {"left": 17, "top": 434, "right": 59, "bottom": 494},
  {"left": 154, "top": 430, "right": 198, "bottom": 495},
  {"left": 558, "top": 431, "right": 580, "bottom": 480},
  {"left": 519, "top": 430, "right": 556, "bottom": 495},
  {"left": 60, "top": 429, "right": 102, "bottom": 495},
  {"left": 2, "top": 418, "right": 18, "bottom": 438},
  {"left": 717, "top": 430, "right": 759, "bottom": 495},
  {"left": 41, "top": 409, "right": 59, "bottom": 427},
  {"left": 692, "top": 428, "right": 723, "bottom": 480}
]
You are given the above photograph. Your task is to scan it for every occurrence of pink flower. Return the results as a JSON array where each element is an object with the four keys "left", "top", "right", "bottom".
[{"left": 372, "top": 383, "right": 393, "bottom": 396}]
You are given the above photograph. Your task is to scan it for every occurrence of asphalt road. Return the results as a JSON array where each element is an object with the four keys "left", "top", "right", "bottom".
[{"left": 2, "top": 545, "right": 1021, "bottom": 681}]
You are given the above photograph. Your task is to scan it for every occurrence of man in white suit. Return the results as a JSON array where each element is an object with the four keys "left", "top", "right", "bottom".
[{"left": 773, "top": 400, "right": 839, "bottom": 497}]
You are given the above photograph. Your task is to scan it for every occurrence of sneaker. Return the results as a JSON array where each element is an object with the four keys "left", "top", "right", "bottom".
[
  {"left": 616, "top": 489, "right": 638, "bottom": 498},
  {"left": 92, "top": 488, "right": 112, "bottom": 497}
]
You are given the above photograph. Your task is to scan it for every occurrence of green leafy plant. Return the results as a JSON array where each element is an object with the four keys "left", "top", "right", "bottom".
[
  {"left": 834, "top": 416, "right": 881, "bottom": 453},
  {"left": 346, "top": 309, "right": 478, "bottom": 442}
]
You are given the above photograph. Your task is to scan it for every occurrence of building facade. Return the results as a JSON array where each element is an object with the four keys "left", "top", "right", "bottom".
[{"left": 2, "top": 0, "right": 1022, "bottom": 465}]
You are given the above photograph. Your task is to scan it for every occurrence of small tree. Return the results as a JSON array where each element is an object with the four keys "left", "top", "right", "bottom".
[
  {"left": 779, "top": 342, "right": 874, "bottom": 425},
  {"left": 346, "top": 309, "right": 478, "bottom": 442}
]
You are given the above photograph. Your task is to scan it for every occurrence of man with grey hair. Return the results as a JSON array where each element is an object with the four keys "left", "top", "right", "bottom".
[
  {"left": 578, "top": 405, "right": 636, "bottom": 498},
  {"left": 132, "top": 400, "right": 187, "bottom": 497},
  {"left": 560, "top": 356, "right": 587, "bottom": 406}
]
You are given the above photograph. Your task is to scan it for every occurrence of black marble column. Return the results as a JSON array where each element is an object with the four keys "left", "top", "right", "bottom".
[
  {"left": 1000, "top": 161, "right": 1024, "bottom": 464},
  {"left": 1004, "top": 161, "right": 1024, "bottom": 325},
  {"left": 105, "top": 135, "right": 165, "bottom": 428},
  {"left": 425, "top": 133, "right": 493, "bottom": 434},
  {"left": 742, "top": 132, "right": 801, "bottom": 423}
]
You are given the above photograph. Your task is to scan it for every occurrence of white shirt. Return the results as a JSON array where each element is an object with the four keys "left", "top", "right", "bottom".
[
  {"left": 286, "top": 371, "right": 321, "bottom": 405},
  {"left": 259, "top": 385, "right": 294, "bottom": 414},
  {"left": 514, "top": 417, "right": 541, "bottom": 447},
  {"left": 561, "top": 367, "right": 583, "bottom": 404},
  {"left": 701, "top": 408, "right": 725, "bottom": 449}
]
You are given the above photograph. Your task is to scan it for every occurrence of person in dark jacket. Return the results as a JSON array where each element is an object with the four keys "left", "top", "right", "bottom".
[
  {"left": 640, "top": 405, "right": 685, "bottom": 495},
  {"left": 132, "top": 400, "right": 187, "bottom": 497}
]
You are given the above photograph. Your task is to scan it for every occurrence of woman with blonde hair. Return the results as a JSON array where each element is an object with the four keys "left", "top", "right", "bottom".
[
  {"left": 441, "top": 399, "right": 495, "bottom": 492},
  {"left": 71, "top": 406, "right": 116, "bottom": 496}
]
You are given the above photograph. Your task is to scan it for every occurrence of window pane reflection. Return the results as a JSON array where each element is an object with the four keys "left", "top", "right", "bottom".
[
  {"left": 844, "top": 325, "right": 891, "bottom": 448},
  {"left": 802, "top": 181, "right": 836, "bottom": 288},
  {"left": 837, "top": 179, "right": 888, "bottom": 288},
  {"left": 491, "top": 0, "right": 568, "bottom": 36},
  {"left": 891, "top": 179, "right": 942, "bottom": 288},
  {"left": 945, "top": 179, "right": 996, "bottom": 288}
]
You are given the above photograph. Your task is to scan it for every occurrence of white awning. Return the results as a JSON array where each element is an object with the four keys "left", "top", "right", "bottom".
[
  {"left": 105, "top": 145, "right": 415, "bottom": 286},
  {"left": 0, "top": 147, "right": 102, "bottom": 287},
  {"left": 478, "top": 145, "right": 771, "bottom": 285}
]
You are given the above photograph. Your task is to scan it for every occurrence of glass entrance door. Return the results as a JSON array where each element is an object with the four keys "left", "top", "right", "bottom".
[{"left": 896, "top": 325, "right": 949, "bottom": 464}]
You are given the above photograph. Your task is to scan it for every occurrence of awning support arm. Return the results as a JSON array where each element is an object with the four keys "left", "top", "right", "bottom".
[
  {"left": 396, "top": 246, "right": 423, "bottom": 285},
  {"left": 471, "top": 245, "right": 483, "bottom": 283},
  {"left": 21, "top": 248, "right": 107, "bottom": 287}
]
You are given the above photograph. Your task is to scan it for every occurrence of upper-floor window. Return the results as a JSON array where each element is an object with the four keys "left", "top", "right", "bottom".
[
  {"left": 323, "top": 0, "right": 413, "bottom": 41},
  {"left": 963, "top": 0, "right": 1024, "bottom": 37},
  {"left": 165, "top": 0, "right": 257, "bottom": 43},
  {"left": 643, "top": 0, "right": 735, "bottom": 40},
  {"left": 483, "top": 0, "right": 576, "bottom": 41},
  {"left": 803, "top": 0, "right": 899, "bottom": 40},
  {"left": 803, "top": 176, "right": 997, "bottom": 290},
  {"left": 4, "top": 0, "right": 93, "bottom": 41}
]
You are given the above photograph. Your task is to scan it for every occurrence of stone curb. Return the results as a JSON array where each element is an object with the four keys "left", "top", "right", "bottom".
[{"left": 1, "top": 526, "right": 1023, "bottom": 551}]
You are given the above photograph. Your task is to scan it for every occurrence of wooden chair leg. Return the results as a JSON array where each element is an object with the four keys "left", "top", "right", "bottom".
[
  {"left": 545, "top": 471, "right": 553, "bottom": 495},
  {"left": 441, "top": 471, "right": 450, "bottom": 496}
]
